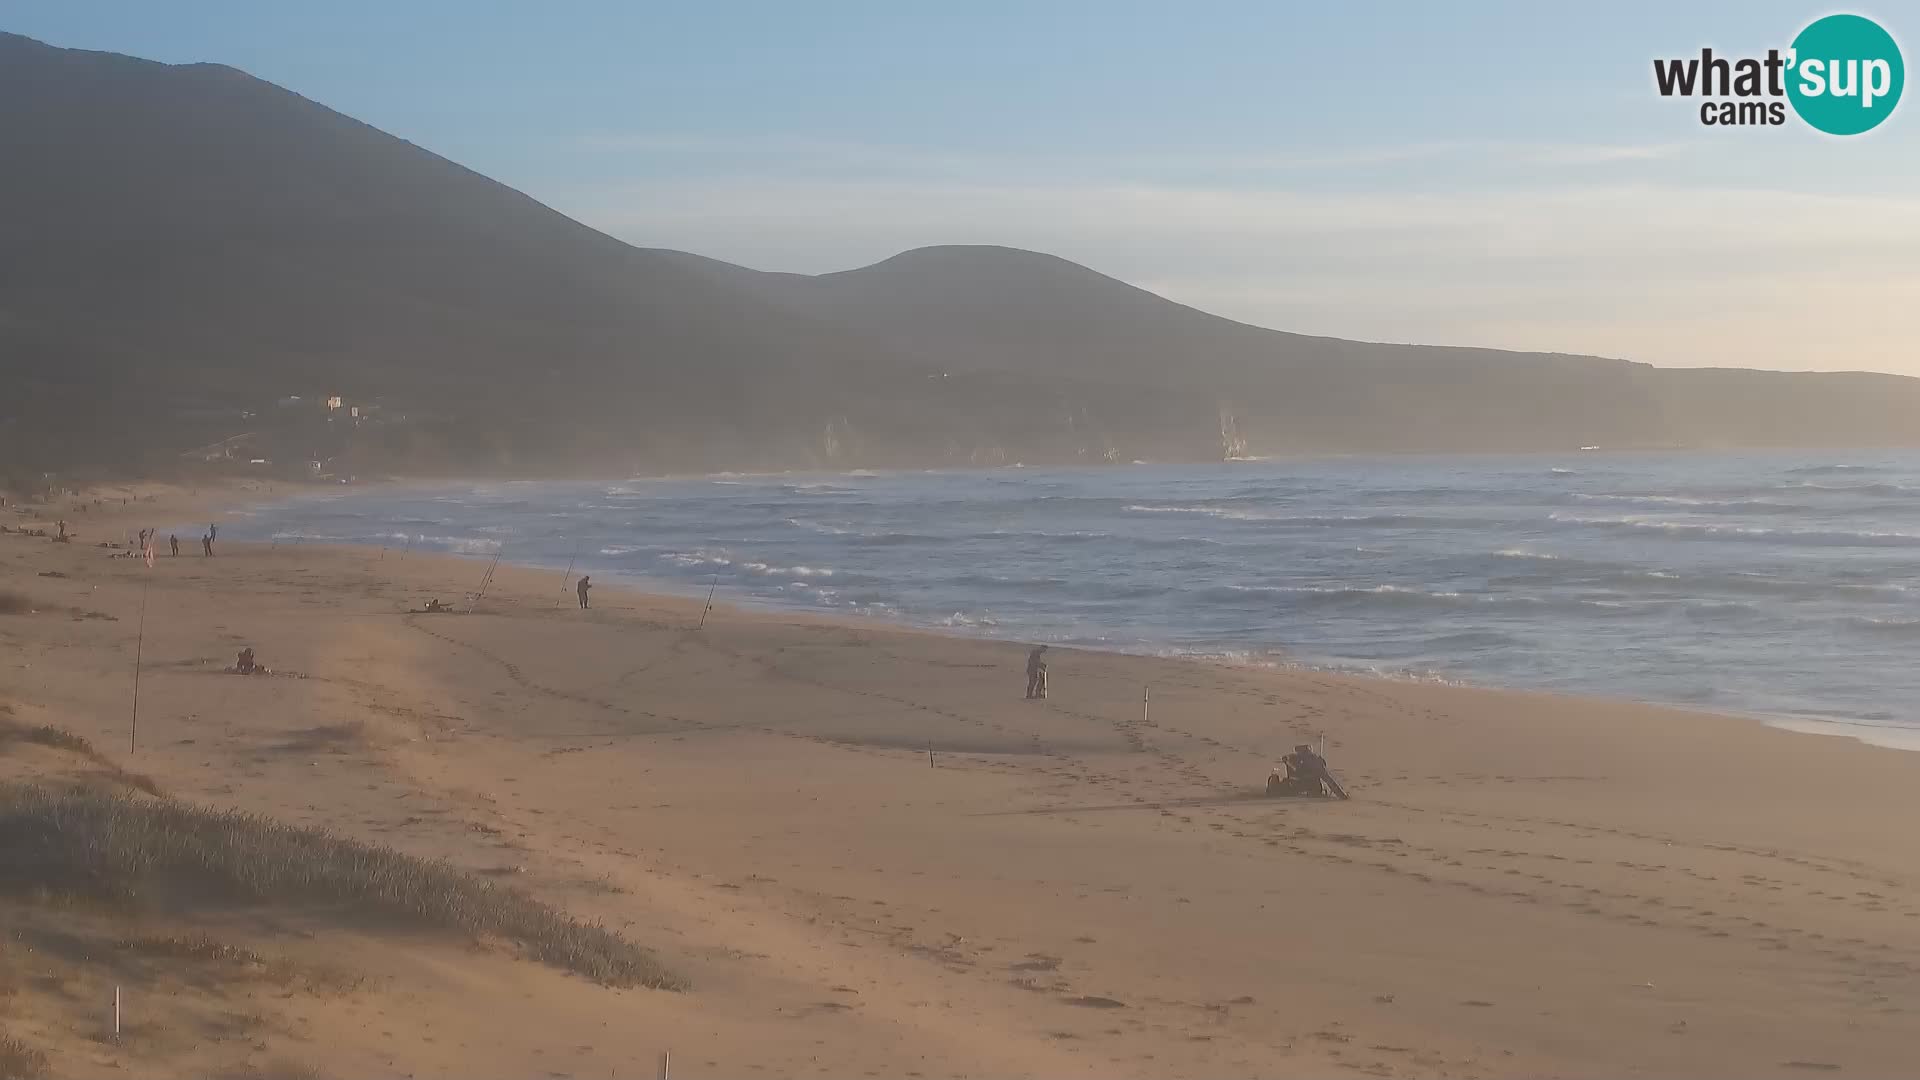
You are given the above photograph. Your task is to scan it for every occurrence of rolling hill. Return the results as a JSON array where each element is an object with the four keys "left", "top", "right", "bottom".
[{"left": 2, "top": 30, "right": 1915, "bottom": 479}]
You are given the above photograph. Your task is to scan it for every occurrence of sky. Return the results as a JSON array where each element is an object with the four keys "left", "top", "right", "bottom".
[{"left": 8, "top": 1, "right": 1920, "bottom": 374}]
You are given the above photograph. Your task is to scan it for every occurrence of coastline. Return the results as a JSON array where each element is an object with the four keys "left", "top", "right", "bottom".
[
  {"left": 215, "top": 474, "right": 1920, "bottom": 756},
  {"left": 7, "top": 480, "right": 1920, "bottom": 1075}
]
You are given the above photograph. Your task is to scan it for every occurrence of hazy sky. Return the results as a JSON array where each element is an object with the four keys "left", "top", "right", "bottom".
[{"left": 10, "top": 1, "right": 1919, "bottom": 374}]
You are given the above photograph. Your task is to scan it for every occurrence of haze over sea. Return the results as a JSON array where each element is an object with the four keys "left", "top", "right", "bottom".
[{"left": 235, "top": 451, "right": 1920, "bottom": 749}]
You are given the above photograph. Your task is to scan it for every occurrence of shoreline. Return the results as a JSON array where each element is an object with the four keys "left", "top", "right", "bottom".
[
  {"left": 257, "top": 528, "right": 1920, "bottom": 757},
  {"left": 216, "top": 477, "right": 1920, "bottom": 758}
]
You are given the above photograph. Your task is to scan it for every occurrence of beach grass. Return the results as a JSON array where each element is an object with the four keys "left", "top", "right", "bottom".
[{"left": 0, "top": 783, "right": 682, "bottom": 990}]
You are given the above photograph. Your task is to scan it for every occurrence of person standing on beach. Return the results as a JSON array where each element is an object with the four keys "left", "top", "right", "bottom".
[
  {"left": 169, "top": 534, "right": 180, "bottom": 557},
  {"left": 202, "top": 532, "right": 213, "bottom": 557},
  {"left": 1025, "top": 645, "right": 1049, "bottom": 700},
  {"left": 577, "top": 574, "right": 592, "bottom": 609}
]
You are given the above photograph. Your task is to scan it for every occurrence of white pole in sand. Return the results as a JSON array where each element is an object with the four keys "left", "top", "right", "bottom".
[
  {"left": 114, "top": 984, "right": 120, "bottom": 1037},
  {"left": 658, "top": 1048, "right": 670, "bottom": 1080},
  {"left": 1143, "top": 685, "right": 1150, "bottom": 727}
]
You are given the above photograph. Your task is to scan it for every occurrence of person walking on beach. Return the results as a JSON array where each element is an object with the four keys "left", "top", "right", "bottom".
[
  {"left": 169, "top": 534, "right": 180, "bottom": 557},
  {"left": 577, "top": 574, "right": 592, "bottom": 610},
  {"left": 201, "top": 532, "right": 213, "bottom": 557},
  {"left": 1025, "top": 645, "right": 1049, "bottom": 700}
]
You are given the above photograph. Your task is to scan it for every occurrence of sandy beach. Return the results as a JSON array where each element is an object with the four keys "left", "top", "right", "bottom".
[{"left": 4, "top": 483, "right": 1920, "bottom": 1079}]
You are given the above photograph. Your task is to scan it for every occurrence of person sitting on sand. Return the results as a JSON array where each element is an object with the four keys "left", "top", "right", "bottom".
[
  {"left": 577, "top": 575, "right": 592, "bottom": 609},
  {"left": 1025, "top": 645, "right": 1049, "bottom": 700},
  {"left": 1277, "top": 744, "right": 1335, "bottom": 797},
  {"left": 234, "top": 647, "right": 256, "bottom": 675}
]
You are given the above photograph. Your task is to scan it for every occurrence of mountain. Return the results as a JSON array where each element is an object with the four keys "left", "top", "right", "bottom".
[
  {"left": 0, "top": 32, "right": 946, "bottom": 475},
  {"left": 2, "top": 31, "right": 1915, "bottom": 481},
  {"left": 609, "top": 242, "right": 1920, "bottom": 459},
  {"left": 673, "top": 246, "right": 1682, "bottom": 454}
]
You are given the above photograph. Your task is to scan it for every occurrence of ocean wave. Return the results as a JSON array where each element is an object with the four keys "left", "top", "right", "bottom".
[
  {"left": 851, "top": 531, "right": 949, "bottom": 546},
  {"left": 786, "top": 517, "right": 854, "bottom": 535},
  {"left": 1568, "top": 493, "right": 1804, "bottom": 513},
  {"left": 1680, "top": 601, "right": 1763, "bottom": 621},
  {"left": 1478, "top": 549, "right": 1911, "bottom": 603},
  {"left": 1201, "top": 584, "right": 1469, "bottom": 611},
  {"left": 658, "top": 551, "right": 837, "bottom": 580},
  {"left": 945, "top": 573, "right": 1166, "bottom": 600},
  {"left": 1782, "top": 481, "right": 1920, "bottom": 497},
  {"left": 1285, "top": 659, "right": 1469, "bottom": 686},
  {"left": 1617, "top": 570, "right": 1903, "bottom": 602},
  {"left": 1204, "top": 582, "right": 1746, "bottom": 620},
  {"left": 355, "top": 533, "right": 503, "bottom": 555},
  {"left": 741, "top": 561, "right": 833, "bottom": 579},
  {"left": 659, "top": 551, "right": 731, "bottom": 570},
  {"left": 781, "top": 483, "right": 857, "bottom": 496},
  {"left": 1126, "top": 503, "right": 1241, "bottom": 517},
  {"left": 1842, "top": 616, "right": 1920, "bottom": 638},
  {"left": 1124, "top": 505, "right": 1491, "bottom": 529},
  {"left": 1549, "top": 514, "right": 1920, "bottom": 547},
  {"left": 1788, "top": 464, "right": 1888, "bottom": 475},
  {"left": 1421, "top": 630, "right": 1522, "bottom": 649},
  {"left": 972, "top": 529, "right": 1112, "bottom": 544}
]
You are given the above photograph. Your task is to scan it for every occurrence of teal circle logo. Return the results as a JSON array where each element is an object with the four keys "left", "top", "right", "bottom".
[{"left": 1786, "top": 14, "right": 1904, "bottom": 135}]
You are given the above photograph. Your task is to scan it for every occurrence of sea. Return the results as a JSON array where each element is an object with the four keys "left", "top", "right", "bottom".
[{"left": 229, "top": 451, "right": 1920, "bottom": 750}]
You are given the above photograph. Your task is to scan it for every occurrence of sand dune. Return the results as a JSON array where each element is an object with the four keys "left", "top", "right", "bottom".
[{"left": 3, "top": 485, "right": 1919, "bottom": 1077}]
